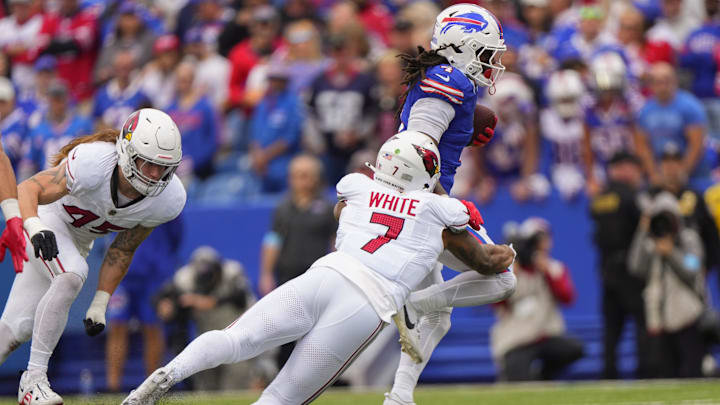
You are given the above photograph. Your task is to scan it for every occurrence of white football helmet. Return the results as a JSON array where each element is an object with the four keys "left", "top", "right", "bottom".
[
  {"left": 116, "top": 108, "right": 182, "bottom": 197},
  {"left": 546, "top": 69, "right": 585, "bottom": 119},
  {"left": 590, "top": 51, "right": 627, "bottom": 91},
  {"left": 367, "top": 131, "right": 441, "bottom": 193},
  {"left": 431, "top": 3, "right": 506, "bottom": 88}
]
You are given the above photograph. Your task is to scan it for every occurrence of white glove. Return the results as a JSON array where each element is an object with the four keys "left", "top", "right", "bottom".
[{"left": 84, "top": 291, "right": 110, "bottom": 336}]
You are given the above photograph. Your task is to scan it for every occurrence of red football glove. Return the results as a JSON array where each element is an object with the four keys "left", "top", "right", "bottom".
[
  {"left": 460, "top": 200, "right": 484, "bottom": 230},
  {"left": 469, "top": 115, "right": 497, "bottom": 147},
  {"left": 0, "top": 217, "right": 28, "bottom": 273}
]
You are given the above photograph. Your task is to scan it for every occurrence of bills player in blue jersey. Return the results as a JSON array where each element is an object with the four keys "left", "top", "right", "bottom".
[{"left": 385, "top": 4, "right": 514, "bottom": 405}]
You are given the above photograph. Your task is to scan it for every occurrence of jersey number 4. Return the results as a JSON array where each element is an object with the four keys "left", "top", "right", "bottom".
[
  {"left": 361, "top": 212, "right": 405, "bottom": 254},
  {"left": 63, "top": 205, "right": 128, "bottom": 234}
]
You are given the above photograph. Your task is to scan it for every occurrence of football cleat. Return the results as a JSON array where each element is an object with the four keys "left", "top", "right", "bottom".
[
  {"left": 18, "top": 370, "right": 63, "bottom": 405},
  {"left": 383, "top": 392, "right": 417, "bottom": 405},
  {"left": 121, "top": 366, "right": 176, "bottom": 405},
  {"left": 392, "top": 305, "right": 423, "bottom": 364}
]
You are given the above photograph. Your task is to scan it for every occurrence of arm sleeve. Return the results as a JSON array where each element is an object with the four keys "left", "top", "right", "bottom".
[
  {"left": 336, "top": 173, "right": 366, "bottom": 202},
  {"left": 429, "top": 196, "right": 470, "bottom": 231},
  {"left": 406, "top": 97, "right": 455, "bottom": 144}
]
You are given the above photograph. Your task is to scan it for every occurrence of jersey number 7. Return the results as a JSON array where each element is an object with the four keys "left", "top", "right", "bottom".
[{"left": 361, "top": 212, "right": 405, "bottom": 254}]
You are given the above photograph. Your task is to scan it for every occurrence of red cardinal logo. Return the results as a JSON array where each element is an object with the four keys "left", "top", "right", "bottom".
[
  {"left": 122, "top": 111, "right": 141, "bottom": 141},
  {"left": 413, "top": 144, "right": 439, "bottom": 178}
]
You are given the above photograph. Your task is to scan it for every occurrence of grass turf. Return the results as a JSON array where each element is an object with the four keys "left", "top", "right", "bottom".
[{"left": 2, "top": 380, "right": 720, "bottom": 404}]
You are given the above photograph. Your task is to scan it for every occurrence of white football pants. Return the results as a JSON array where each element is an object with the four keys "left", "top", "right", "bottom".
[{"left": 167, "top": 266, "right": 384, "bottom": 405}]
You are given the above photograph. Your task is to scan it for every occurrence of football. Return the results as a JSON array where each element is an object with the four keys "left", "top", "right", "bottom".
[{"left": 473, "top": 104, "right": 498, "bottom": 145}]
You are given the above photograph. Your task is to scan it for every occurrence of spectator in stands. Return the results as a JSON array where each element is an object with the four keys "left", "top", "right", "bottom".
[
  {"left": 248, "top": 66, "right": 304, "bottom": 193},
  {"left": 615, "top": 6, "right": 673, "bottom": 82},
  {"left": 541, "top": 69, "right": 587, "bottom": 200},
  {"left": 105, "top": 216, "right": 184, "bottom": 393},
  {"left": 16, "top": 55, "right": 56, "bottom": 119},
  {"left": 388, "top": 19, "right": 415, "bottom": 57},
  {"left": 93, "top": 50, "right": 150, "bottom": 130},
  {"left": 0, "top": 77, "right": 28, "bottom": 171},
  {"left": 589, "top": 152, "right": 651, "bottom": 379},
  {"left": 628, "top": 191, "right": 706, "bottom": 378},
  {"left": 306, "top": 33, "right": 377, "bottom": 184},
  {"left": 652, "top": 146, "right": 720, "bottom": 274},
  {"left": 647, "top": 0, "right": 702, "bottom": 51},
  {"left": 183, "top": 27, "right": 231, "bottom": 111},
  {"left": 139, "top": 35, "right": 180, "bottom": 110},
  {"left": 0, "top": 0, "right": 46, "bottom": 92},
  {"left": 374, "top": 49, "right": 404, "bottom": 143},
  {"left": 567, "top": 4, "right": 616, "bottom": 61},
  {"left": 681, "top": 0, "right": 720, "bottom": 140},
  {"left": 167, "top": 61, "right": 220, "bottom": 181},
  {"left": 635, "top": 63, "right": 709, "bottom": 186},
  {"left": 19, "top": 81, "right": 92, "bottom": 179},
  {"left": 227, "top": 5, "right": 279, "bottom": 112},
  {"left": 155, "top": 246, "right": 265, "bottom": 390},
  {"left": 259, "top": 154, "right": 335, "bottom": 367},
  {"left": 94, "top": 1, "right": 157, "bottom": 85},
  {"left": 583, "top": 52, "right": 637, "bottom": 196},
  {"left": 491, "top": 217, "right": 583, "bottom": 381},
  {"left": 39, "top": 0, "right": 99, "bottom": 101}
]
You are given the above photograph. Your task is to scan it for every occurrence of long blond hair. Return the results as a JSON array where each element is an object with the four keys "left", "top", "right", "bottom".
[{"left": 51, "top": 129, "right": 121, "bottom": 167}]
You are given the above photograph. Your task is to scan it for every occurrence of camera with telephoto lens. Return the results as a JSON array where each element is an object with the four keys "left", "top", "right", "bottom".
[
  {"left": 648, "top": 210, "right": 678, "bottom": 239},
  {"left": 514, "top": 233, "right": 542, "bottom": 268}
]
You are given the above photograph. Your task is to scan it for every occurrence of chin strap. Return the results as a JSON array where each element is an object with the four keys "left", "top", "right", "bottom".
[{"left": 488, "top": 83, "right": 497, "bottom": 95}]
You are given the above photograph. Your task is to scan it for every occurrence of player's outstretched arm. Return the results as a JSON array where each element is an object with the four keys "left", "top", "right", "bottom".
[
  {"left": 17, "top": 163, "right": 70, "bottom": 262},
  {"left": 84, "top": 225, "right": 153, "bottom": 336},
  {"left": 0, "top": 138, "right": 29, "bottom": 272},
  {"left": 442, "top": 229, "right": 514, "bottom": 275}
]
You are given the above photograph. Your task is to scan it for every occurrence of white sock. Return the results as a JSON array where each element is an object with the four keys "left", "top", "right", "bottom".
[
  {"left": 27, "top": 273, "right": 83, "bottom": 372},
  {"left": 0, "top": 320, "right": 20, "bottom": 365},
  {"left": 390, "top": 310, "right": 451, "bottom": 402},
  {"left": 409, "top": 271, "right": 516, "bottom": 313}
]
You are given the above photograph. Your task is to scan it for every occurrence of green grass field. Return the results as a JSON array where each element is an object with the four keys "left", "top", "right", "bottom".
[{"left": 3, "top": 380, "right": 720, "bottom": 405}]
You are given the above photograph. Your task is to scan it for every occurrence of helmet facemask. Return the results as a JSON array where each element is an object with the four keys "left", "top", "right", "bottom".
[{"left": 118, "top": 140, "right": 180, "bottom": 197}]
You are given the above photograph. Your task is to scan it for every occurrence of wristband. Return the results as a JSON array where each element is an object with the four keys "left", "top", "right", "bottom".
[
  {"left": 0, "top": 199, "right": 20, "bottom": 220},
  {"left": 24, "top": 217, "right": 46, "bottom": 238},
  {"left": 89, "top": 291, "right": 111, "bottom": 312}
]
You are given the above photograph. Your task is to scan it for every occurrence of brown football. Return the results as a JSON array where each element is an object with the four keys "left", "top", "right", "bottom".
[{"left": 473, "top": 104, "right": 498, "bottom": 142}]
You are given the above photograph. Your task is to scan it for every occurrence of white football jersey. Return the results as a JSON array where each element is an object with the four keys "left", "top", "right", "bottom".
[
  {"left": 38, "top": 141, "right": 186, "bottom": 257},
  {"left": 314, "top": 173, "right": 468, "bottom": 320}
]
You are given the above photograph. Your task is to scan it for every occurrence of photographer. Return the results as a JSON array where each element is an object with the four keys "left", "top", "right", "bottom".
[
  {"left": 154, "top": 246, "right": 268, "bottom": 390},
  {"left": 491, "top": 218, "right": 584, "bottom": 381},
  {"left": 628, "top": 192, "right": 705, "bottom": 378}
]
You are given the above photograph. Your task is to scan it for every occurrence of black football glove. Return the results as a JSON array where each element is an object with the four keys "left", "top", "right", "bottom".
[{"left": 30, "top": 230, "right": 59, "bottom": 261}]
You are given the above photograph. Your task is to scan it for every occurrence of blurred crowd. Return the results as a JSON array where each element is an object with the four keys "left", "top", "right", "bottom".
[{"left": 0, "top": 0, "right": 718, "bottom": 202}]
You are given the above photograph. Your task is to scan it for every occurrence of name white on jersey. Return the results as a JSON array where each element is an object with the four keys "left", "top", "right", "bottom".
[
  {"left": 313, "top": 173, "right": 468, "bottom": 321},
  {"left": 39, "top": 141, "right": 186, "bottom": 257}
]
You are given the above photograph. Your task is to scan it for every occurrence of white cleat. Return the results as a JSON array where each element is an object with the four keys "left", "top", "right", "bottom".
[
  {"left": 17, "top": 370, "right": 63, "bottom": 405},
  {"left": 392, "top": 305, "right": 423, "bottom": 364},
  {"left": 121, "top": 366, "right": 176, "bottom": 405},
  {"left": 383, "top": 392, "right": 417, "bottom": 405}
]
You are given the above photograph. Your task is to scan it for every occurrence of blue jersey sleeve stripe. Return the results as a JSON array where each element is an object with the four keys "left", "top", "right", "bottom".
[
  {"left": 418, "top": 85, "right": 463, "bottom": 104},
  {"left": 421, "top": 78, "right": 464, "bottom": 98}
]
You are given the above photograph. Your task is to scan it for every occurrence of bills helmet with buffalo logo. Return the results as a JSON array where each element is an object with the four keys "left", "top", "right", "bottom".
[
  {"left": 116, "top": 108, "right": 182, "bottom": 197},
  {"left": 431, "top": 3, "right": 506, "bottom": 88},
  {"left": 366, "top": 131, "right": 441, "bottom": 193}
]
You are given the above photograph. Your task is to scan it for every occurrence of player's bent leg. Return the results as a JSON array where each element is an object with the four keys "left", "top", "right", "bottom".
[
  {"left": 255, "top": 273, "right": 384, "bottom": 405},
  {"left": 408, "top": 270, "right": 516, "bottom": 313},
  {"left": 0, "top": 252, "right": 53, "bottom": 365},
  {"left": 123, "top": 270, "right": 326, "bottom": 405},
  {"left": 389, "top": 263, "right": 452, "bottom": 405}
]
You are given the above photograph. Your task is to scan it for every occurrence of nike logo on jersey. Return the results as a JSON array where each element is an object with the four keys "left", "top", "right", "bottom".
[
  {"left": 404, "top": 306, "right": 415, "bottom": 329},
  {"left": 435, "top": 74, "right": 451, "bottom": 82}
]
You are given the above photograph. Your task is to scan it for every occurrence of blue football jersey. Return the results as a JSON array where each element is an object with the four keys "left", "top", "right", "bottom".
[
  {"left": 92, "top": 81, "right": 149, "bottom": 130},
  {"left": 584, "top": 101, "right": 635, "bottom": 167},
  {"left": 0, "top": 108, "right": 29, "bottom": 171},
  {"left": 400, "top": 64, "right": 477, "bottom": 193}
]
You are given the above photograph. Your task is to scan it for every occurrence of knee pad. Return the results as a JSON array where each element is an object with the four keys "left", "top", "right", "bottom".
[
  {"left": 4, "top": 317, "right": 33, "bottom": 343},
  {"left": 53, "top": 273, "right": 84, "bottom": 301}
]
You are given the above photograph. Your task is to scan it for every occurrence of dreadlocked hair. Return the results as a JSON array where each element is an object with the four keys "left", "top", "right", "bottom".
[
  {"left": 52, "top": 129, "right": 121, "bottom": 167},
  {"left": 396, "top": 45, "right": 450, "bottom": 119}
]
